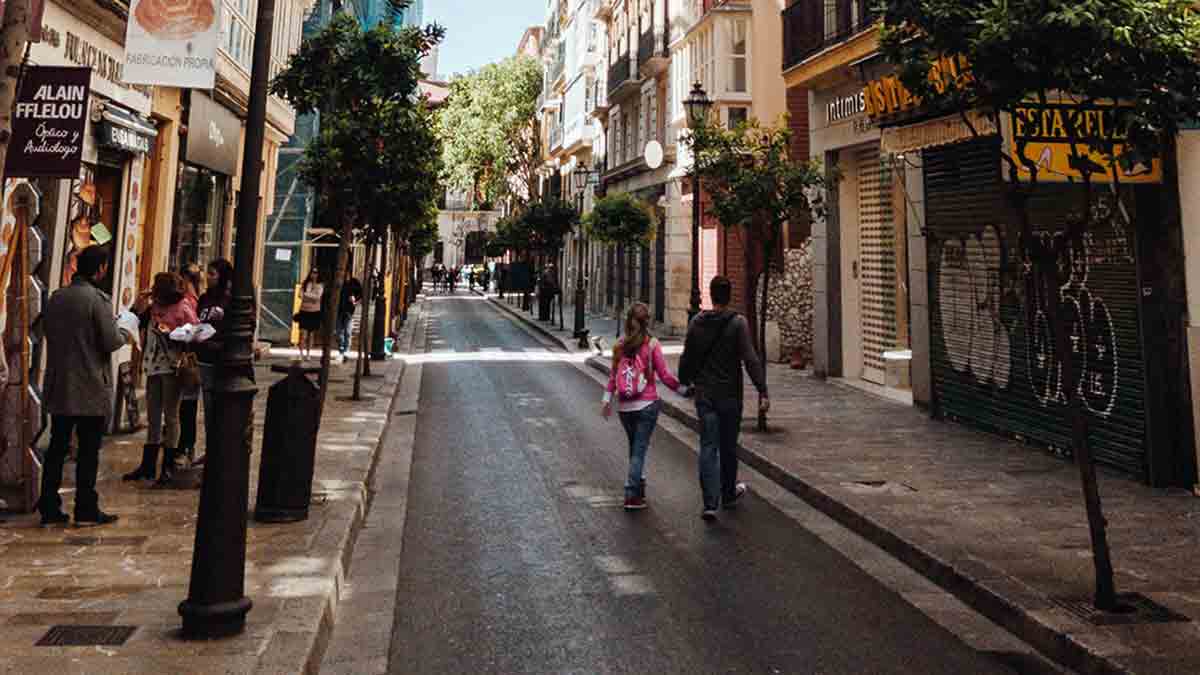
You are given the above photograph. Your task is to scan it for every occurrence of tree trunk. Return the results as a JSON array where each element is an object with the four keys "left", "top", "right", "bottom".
[
  {"left": 318, "top": 215, "right": 352, "bottom": 417},
  {"left": 0, "top": 0, "right": 33, "bottom": 189},
  {"left": 758, "top": 257, "right": 770, "bottom": 432},
  {"left": 354, "top": 239, "right": 375, "bottom": 398}
]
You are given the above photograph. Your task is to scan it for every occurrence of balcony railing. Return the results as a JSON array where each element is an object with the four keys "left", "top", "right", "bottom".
[
  {"left": 783, "top": 0, "right": 876, "bottom": 71},
  {"left": 607, "top": 53, "right": 632, "bottom": 97}
]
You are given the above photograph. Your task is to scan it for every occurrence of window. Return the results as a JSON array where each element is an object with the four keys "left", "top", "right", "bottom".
[
  {"left": 727, "top": 106, "right": 748, "bottom": 129},
  {"left": 729, "top": 19, "right": 748, "bottom": 93}
]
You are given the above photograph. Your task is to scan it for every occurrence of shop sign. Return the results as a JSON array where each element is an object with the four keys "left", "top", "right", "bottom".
[
  {"left": 30, "top": 2, "right": 152, "bottom": 115},
  {"left": 1005, "top": 100, "right": 1162, "bottom": 184},
  {"left": 123, "top": 0, "right": 220, "bottom": 89},
  {"left": 881, "top": 110, "right": 996, "bottom": 154},
  {"left": 98, "top": 121, "right": 152, "bottom": 154},
  {"left": 864, "top": 55, "right": 970, "bottom": 121},
  {"left": 5, "top": 66, "right": 90, "bottom": 179},
  {"left": 186, "top": 92, "right": 241, "bottom": 176}
]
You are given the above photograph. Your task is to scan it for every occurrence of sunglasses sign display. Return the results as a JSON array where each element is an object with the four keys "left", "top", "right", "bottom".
[{"left": 4, "top": 66, "right": 90, "bottom": 179}]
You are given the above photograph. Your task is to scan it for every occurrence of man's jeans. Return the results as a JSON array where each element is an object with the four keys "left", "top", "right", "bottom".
[
  {"left": 38, "top": 415, "right": 105, "bottom": 517},
  {"left": 336, "top": 312, "right": 353, "bottom": 354},
  {"left": 618, "top": 400, "right": 661, "bottom": 499},
  {"left": 695, "top": 397, "right": 743, "bottom": 510}
]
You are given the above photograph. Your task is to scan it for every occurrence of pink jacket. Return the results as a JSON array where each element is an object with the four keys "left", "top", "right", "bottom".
[
  {"left": 150, "top": 296, "right": 199, "bottom": 332},
  {"left": 605, "top": 338, "right": 681, "bottom": 410}
]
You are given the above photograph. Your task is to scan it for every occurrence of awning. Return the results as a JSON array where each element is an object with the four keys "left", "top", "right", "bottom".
[
  {"left": 96, "top": 103, "right": 158, "bottom": 155},
  {"left": 101, "top": 104, "right": 158, "bottom": 138}
]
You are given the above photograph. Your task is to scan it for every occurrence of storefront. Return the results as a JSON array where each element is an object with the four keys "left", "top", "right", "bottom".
[
  {"left": 810, "top": 79, "right": 913, "bottom": 396},
  {"left": 170, "top": 91, "right": 241, "bottom": 273}
]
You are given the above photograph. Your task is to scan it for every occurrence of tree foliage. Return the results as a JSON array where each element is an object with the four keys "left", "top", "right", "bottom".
[
  {"left": 436, "top": 56, "right": 543, "bottom": 209},
  {"left": 584, "top": 193, "right": 655, "bottom": 247}
]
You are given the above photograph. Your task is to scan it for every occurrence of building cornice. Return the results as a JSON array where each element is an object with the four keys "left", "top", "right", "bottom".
[{"left": 782, "top": 27, "right": 878, "bottom": 90}]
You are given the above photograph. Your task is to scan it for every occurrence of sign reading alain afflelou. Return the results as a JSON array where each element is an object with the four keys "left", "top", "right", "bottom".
[{"left": 5, "top": 66, "right": 90, "bottom": 179}]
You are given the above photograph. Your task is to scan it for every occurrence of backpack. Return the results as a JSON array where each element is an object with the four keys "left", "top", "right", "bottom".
[{"left": 615, "top": 338, "right": 656, "bottom": 401}]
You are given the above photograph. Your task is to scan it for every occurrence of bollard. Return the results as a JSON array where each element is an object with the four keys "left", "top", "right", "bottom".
[{"left": 254, "top": 364, "right": 322, "bottom": 522}]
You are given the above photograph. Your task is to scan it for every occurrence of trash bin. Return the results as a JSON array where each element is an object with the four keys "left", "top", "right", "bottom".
[{"left": 254, "top": 364, "right": 322, "bottom": 522}]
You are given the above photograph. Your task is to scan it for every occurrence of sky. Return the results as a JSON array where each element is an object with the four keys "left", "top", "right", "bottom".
[{"left": 425, "top": 0, "right": 547, "bottom": 78}]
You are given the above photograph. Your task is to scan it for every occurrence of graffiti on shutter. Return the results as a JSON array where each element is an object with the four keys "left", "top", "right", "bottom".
[{"left": 856, "top": 146, "right": 897, "bottom": 385}]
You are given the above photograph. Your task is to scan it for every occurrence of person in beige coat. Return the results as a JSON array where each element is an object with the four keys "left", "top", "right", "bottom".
[{"left": 37, "top": 246, "right": 132, "bottom": 526}]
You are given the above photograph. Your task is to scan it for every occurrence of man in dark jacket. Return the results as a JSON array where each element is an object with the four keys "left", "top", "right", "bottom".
[
  {"left": 678, "top": 275, "right": 769, "bottom": 521},
  {"left": 38, "top": 246, "right": 133, "bottom": 526},
  {"left": 336, "top": 276, "right": 363, "bottom": 359}
]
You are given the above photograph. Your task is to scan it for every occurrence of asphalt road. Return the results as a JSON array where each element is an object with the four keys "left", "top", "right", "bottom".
[{"left": 388, "top": 291, "right": 1017, "bottom": 674}]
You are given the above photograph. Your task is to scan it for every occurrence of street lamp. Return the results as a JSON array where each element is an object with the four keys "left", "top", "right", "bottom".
[
  {"left": 683, "top": 82, "right": 712, "bottom": 323},
  {"left": 179, "top": 0, "right": 275, "bottom": 639},
  {"left": 572, "top": 164, "right": 594, "bottom": 348}
]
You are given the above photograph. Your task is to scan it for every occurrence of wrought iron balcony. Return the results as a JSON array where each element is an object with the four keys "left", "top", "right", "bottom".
[
  {"left": 782, "top": 0, "right": 876, "bottom": 71},
  {"left": 607, "top": 53, "right": 636, "bottom": 99}
]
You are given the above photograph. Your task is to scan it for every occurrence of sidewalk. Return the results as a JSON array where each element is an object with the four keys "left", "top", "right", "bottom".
[
  {"left": 487, "top": 292, "right": 1200, "bottom": 675},
  {"left": 0, "top": 301, "right": 424, "bottom": 674}
]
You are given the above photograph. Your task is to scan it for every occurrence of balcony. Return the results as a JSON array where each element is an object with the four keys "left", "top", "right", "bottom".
[
  {"left": 547, "top": 42, "right": 566, "bottom": 87},
  {"left": 637, "top": 25, "right": 668, "bottom": 77},
  {"left": 783, "top": 0, "right": 876, "bottom": 71},
  {"left": 607, "top": 53, "right": 640, "bottom": 101},
  {"left": 549, "top": 122, "right": 563, "bottom": 151},
  {"left": 586, "top": 76, "right": 609, "bottom": 114}
]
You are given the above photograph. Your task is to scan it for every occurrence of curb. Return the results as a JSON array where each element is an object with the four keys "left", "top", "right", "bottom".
[
  {"left": 482, "top": 293, "right": 583, "bottom": 352},
  {"left": 489, "top": 294, "right": 1126, "bottom": 675},
  {"left": 256, "top": 298, "right": 426, "bottom": 675},
  {"left": 582, "top": 351, "right": 1129, "bottom": 675}
]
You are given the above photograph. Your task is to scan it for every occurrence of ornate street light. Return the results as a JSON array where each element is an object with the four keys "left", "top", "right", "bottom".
[
  {"left": 683, "top": 82, "right": 713, "bottom": 322},
  {"left": 572, "top": 163, "right": 595, "bottom": 348}
]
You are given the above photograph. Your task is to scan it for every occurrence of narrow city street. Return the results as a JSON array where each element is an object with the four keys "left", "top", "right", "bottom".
[{"left": 387, "top": 291, "right": 1019, "bottom": 674}]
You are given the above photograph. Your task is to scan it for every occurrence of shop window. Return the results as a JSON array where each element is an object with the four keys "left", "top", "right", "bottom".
[
  {"left": 170, "top": 165, "right": 229, "bottom": 274},
  {"left": 727, "top": 106, "right": 748, "bottom": 129}
]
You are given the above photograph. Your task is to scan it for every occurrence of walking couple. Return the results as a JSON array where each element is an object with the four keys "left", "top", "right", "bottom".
[{"left": 602, "top": 276, "right": 768, "bottom": 520}]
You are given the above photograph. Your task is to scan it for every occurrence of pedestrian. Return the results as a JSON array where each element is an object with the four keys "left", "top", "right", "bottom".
[
  {"left": 601, "top": 303, "right": 684, "bottom": 510},
  {"left": 177, "top": 263, "right": 203, "bottom": 465},
  {"left": 294, "top": 268, "right": 324, "bottom": 361},
  {"left": 677, "top": 276, "right": 769, "bottom": 521},
  {"left": 193, "top": 258, "right": 234, "bottom": 467},
  {"left": 337, "top": 275, "right": 363, "bottom": 361},
  {"left": 124, "top": 272, "right": 199, "bottom": 485},
  {"left": 37, "top": 245, "right": 134, "bottom": 526},
  {"left": 448, "top": 266, "right": 457, "bottom": 293}
]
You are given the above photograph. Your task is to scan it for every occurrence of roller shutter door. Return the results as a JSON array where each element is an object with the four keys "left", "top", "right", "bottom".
[
  {"left": 926, "top": 137, "right": 1147, "bottom": 479},
  {"left": 856, "top": 146, "right": 897, "bottom": 385}
]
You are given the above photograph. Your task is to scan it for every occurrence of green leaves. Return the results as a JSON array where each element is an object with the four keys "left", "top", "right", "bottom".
[
  {"left": 584, "top": 193, "right": 656, "bottom": 247},
  {"left": 491, "top": 198, "right": 581, "bottom": 256}
]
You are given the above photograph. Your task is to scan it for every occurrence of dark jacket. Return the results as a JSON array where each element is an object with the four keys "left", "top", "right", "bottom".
[
  {"left": 42, "top": 277, "right": 128, "bottom": 417},
  {"left": 195, "top": 289, "right": 232, "bottom": 365},
  {"left": 338, "top": 278, "right": 363, "bottom": 317},
  {"left": 678, "top": 309, "right": 767, "bottom": 404}
]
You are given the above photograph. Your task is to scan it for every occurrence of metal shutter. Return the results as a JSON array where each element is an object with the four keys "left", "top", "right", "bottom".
[
  {"left": 856, "top": 146, "right": 897, "bottom": 385},
  {"left": 926, "top": 137, "right": 1148, "bottom": 479}
]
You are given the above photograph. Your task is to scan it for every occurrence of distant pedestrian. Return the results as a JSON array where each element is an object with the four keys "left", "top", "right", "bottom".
[
  {"left": 38, "top": 245, "right": 134, "bottom": 526},
  {"left": 602, "top": 303, "right": 684, "bottom": 510},
  {"left": 124, "top": 272, "right": 198, "bottom": 485},
  {"left": 337, "top": 276, "right": 363, "bottom": 360},
  {"left": 193, "top": 258, "right": 234, "bottom": 467},
  {"left": 678, "top": 276, "right": 769, "bottom": 521},
  {"left": 294, "top": 268, "right": 324, "bottom": 361},
  {"left": 177, "top": 263, "right": 203, "bottom": 464}
]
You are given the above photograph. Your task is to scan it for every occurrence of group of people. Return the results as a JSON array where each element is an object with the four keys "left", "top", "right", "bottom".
[
  {"left": 602, "top": 276, "right": 768, "bottom": 519},
  {"left": 36, "top": 247, "right": 236, "bottom": 526},
  {"left": 293, "top": 268, "right": 364, "bottom": 362},
  {"left": 429, "top": 263, "right": 490, "bottom": 294}
]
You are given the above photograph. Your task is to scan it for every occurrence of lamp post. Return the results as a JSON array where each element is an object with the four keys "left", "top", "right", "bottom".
[
  {"left": 572, "top": 164, "right": 593, "bottom": 348},
  {"left": 683, "top": 82, "right": 712, "bottom": 323},
  {"left": 179, "top": 0, "right": 274, "bottom": 639}
]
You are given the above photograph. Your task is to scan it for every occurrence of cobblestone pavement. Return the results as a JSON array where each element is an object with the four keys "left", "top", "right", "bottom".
[
  {"left": 0, "top": 305, "right": 420, "bottom": 674},
  {"left": 490, "top": 292, "right": 1200, "bottom": 675}
]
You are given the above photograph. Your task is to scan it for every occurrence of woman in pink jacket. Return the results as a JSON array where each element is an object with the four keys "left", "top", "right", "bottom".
[{"left": 602, "top": 302, "right": 684, "bottom": 510}]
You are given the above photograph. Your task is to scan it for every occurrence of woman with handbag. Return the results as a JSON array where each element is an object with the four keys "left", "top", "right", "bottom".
[
  {"left": 600, "top": 303, "right": 685, "bottom": 511},
  {"left": 177, "top": 264, "right": 203, "bottom": 464},
  {"left": 293, "top": 268, "right": 324, "bottom": 360},
  {"left": 124, "top": 272, "right": 198, "bottom": 485}
]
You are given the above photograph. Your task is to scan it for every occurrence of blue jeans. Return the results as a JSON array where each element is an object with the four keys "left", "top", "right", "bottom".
[
  {"left": 696, "top": 397, "right": 743, "bottom": 510},
  {"left": 618, "top": 400, "right": 661, "bottom": 499},
  {"left": 336, "top": 312, "right": 353, "bottom": 354}
]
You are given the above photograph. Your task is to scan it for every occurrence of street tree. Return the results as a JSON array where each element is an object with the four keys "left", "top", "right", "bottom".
[
  {"left": 584, "top": 193, "right": 655, "bottom": 332},
  {"left": 437, "top": 56, "right": 543, "bottom": 209},
  {"left": 688, "top": 118, "right": 826, "bottom": 431},
  {"left": 272, "top": 5, "right": 443, "bottom": 407},
  {"left": 879, "top": 0, "right": 1200, "bottom": 610}
]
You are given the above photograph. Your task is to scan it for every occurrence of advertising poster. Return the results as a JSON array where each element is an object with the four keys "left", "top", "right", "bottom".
[
  {"left": 4, "top": 66, "right": 90, "bottom": 179},
  {"left": 123, "top": 0, "right": 220, "bottom": 89}
]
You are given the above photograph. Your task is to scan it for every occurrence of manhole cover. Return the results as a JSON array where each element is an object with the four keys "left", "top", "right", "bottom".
[
  {"left": 36, "top": 625, "right": 137, "bottom": 646},
  {"left": 1052, "top": 593, "right": 1191, "bottom": 625}
]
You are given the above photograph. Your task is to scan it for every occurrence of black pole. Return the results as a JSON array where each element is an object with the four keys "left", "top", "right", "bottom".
[
  {"left": 689, "top": 172, "right": 702, "bottom": 322},
  {"left": 179, "top": 0, "right": 273, "bottom": 639},
  {"left": 573, "top": 198, "right": 589, "bottom": 347},
  {"left": 370, "top": 229, "right": 389, "bottom": 360}
]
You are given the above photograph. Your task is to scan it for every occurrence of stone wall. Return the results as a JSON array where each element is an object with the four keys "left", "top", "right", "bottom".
[{"left": 760, "top": 241, "right": 814, "bottom": 363}]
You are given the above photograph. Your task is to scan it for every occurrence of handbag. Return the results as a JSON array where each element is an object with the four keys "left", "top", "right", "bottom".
[{"left": 176, "top": 350, "right": 201, "bottom": 389}]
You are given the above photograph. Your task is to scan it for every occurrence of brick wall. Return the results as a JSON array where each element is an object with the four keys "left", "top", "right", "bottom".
[{"left": 786, "top": 85, "right": 813, "bottom": 247}]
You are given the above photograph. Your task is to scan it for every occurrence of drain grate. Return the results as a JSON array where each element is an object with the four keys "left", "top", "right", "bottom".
[
  {"left": 36, "top": 625, "right": 137, "bottom": 646},
  {"left": 1052, "top": 593, "right": 1191, "bottom": 626}
]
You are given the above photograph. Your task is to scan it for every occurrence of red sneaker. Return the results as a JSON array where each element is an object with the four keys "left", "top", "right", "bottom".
[{"left": 624, "top": 496, "right": 647, "bottom": 511}]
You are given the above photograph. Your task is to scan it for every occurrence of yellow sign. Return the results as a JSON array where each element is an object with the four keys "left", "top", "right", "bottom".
[
  {"left": 864, "top": 55, "right": 971, "bottom": 120},
  {"left": 1005, "top": 101, "right": 1161, "bottom": 183}
]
